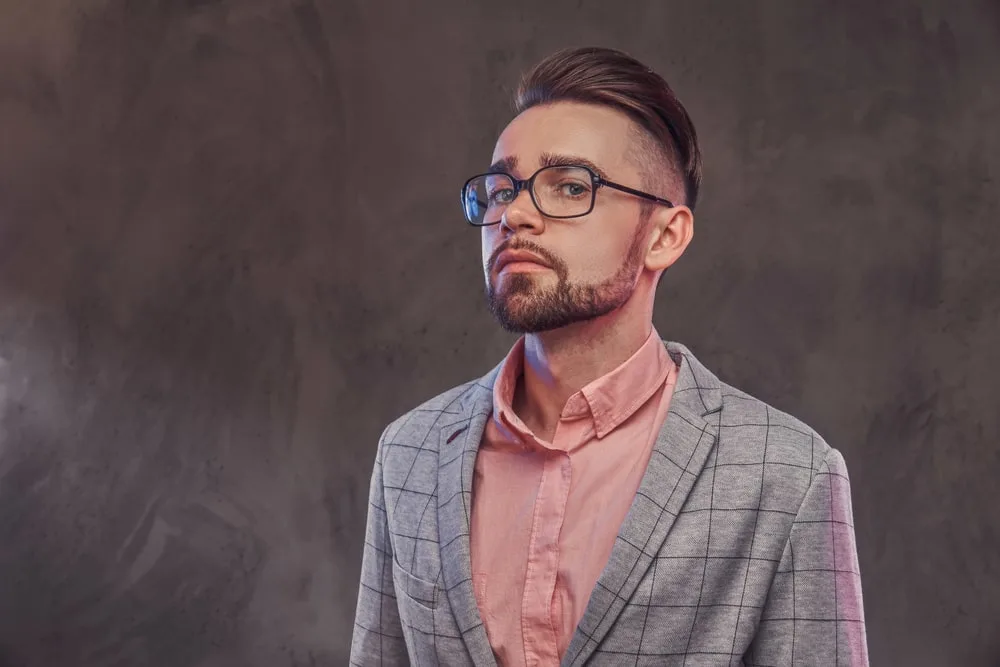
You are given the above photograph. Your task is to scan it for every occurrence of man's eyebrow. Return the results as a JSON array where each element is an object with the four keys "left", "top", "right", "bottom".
[
  {"left": 488, "top": 153, "right": 610, "bottom": 179},
  {"left": 488, "top": 155, "right": 517, "bottom": 173},
  {"left": 540, "top": 153, "right": 609, "bottom": 180}
]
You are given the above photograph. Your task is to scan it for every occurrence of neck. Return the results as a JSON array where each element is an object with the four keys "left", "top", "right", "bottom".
[{"left": 512, "top": 288, "right": 656, "bottom": 440}]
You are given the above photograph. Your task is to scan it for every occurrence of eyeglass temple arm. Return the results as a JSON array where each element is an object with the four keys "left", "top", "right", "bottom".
[{"left": 598, "top": 178, "right": 675, "bottom": 208}]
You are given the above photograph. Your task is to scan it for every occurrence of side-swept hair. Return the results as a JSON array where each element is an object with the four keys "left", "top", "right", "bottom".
[{"left": 514, "top": 47, "right": 702, "bottom": 210}]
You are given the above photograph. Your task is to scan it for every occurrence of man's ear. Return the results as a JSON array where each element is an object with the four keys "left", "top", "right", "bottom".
[{"left": 644, "top": 205, "right": 694, "bottom": 273}]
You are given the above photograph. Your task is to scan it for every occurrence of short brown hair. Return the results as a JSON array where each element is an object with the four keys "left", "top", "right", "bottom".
[{"left": 513, "top": 47, "right": 702, "bottom": 210}]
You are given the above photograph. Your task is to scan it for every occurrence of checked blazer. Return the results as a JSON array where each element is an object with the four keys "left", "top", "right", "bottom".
[{"left": 351, "top": 341, "right": 868, "bottom": 666}]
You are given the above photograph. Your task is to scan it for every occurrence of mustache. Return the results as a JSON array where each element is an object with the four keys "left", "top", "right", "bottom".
[{"left": 490, "top": 241, "right": 558, "bottom": 270}]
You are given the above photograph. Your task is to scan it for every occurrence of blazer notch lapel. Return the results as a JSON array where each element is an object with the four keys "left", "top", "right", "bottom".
[
  {"left": 563, "top": 343, "right": 722, "bottom": 666},
  {"left": 437, "top": 379, "right": 498, "bottom": 666}
]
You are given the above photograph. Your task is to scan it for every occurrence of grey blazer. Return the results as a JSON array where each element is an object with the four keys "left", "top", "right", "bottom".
[{"left": 351, "top": 342, "right": 868, "bottom": 666}]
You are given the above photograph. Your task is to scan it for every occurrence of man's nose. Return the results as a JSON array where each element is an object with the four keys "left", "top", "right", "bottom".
[{"left": 500, "top": 188, "right": 543, "bottom": 232}]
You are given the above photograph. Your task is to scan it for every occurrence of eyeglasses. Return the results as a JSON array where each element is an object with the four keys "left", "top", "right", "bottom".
[{"left": 460, "top": 164, "right": 674, "bottom": 226}]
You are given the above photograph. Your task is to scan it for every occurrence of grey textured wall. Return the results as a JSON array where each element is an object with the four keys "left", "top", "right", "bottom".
[{"left": 0, "top": 1, "right": 997, "bottom": 665}]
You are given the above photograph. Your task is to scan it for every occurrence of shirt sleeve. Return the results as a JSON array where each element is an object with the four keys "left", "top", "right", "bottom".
[
  {"left": 745, "top": 447, "right": 870, "bottom": 665},
  {"left": 350, "top": 426, "right": 411, "bottom": 666}
]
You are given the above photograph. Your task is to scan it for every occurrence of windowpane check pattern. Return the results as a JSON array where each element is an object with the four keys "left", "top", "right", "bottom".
[{"left": 351, "top": 342, "right": 869, "bottom": 666}]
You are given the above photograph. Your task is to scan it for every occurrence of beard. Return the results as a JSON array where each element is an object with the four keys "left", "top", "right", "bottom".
[{"left": 484, "top": 227, "right": 647, "bottom": 334}]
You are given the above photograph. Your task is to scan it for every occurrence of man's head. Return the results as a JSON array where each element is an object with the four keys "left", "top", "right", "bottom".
[{"left": 476, "top": 47, "right": 701, "bottom": 334}]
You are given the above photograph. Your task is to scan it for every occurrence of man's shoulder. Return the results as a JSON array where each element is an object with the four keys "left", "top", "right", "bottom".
[{"left": 715, "top": 380, "right": 838, "bottom": 476}]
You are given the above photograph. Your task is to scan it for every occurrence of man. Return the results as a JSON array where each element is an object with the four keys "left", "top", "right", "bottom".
[{"left": 351, "top": 47, "right": 868, "bottom": 666}]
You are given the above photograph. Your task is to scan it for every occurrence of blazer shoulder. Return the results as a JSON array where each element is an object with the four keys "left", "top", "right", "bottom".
[
  {"left": 379, "top": 378, "right": 485, "bottom": 454},
  {"left": 718, "top": 382, "right": 836, "bottom": 475}
]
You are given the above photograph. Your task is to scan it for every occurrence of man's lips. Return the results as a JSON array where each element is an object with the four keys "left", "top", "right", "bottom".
[
  {"left": 495, "top": 250, "right": 550, "bottom": 272},
  {"left": 500, "top": 261, "right": 549, "bottom": 273}
]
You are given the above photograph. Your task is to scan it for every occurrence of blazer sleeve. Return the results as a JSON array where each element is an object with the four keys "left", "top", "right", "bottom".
[
  {"left": 745, "top": 447, "right": 870, "bottom": 666},
  {"left": 350, "top": 427, "right": 411, "bottom": 666}
]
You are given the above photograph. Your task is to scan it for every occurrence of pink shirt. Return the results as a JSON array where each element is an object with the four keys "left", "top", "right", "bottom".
[{"left": 469, "top": 329, "right": 679, "bottom": 666}]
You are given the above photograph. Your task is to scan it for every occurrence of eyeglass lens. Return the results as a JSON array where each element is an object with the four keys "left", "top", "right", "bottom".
[{"left": 462, "top": 166, "right": 594, "bottom": 225}]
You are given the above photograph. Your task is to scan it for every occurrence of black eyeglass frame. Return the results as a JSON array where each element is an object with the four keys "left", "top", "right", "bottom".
[{"left": 460, "top": 164, "right": 675, "bottom": 226}]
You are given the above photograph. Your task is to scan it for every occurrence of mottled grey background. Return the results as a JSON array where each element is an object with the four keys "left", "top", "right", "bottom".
[{"left": 0, "top": 0, "right": 997, "bottom": 665}]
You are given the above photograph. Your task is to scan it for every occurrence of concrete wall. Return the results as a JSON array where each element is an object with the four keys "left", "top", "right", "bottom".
[{"left": 0, "top": 1, "right": 997, "bottom": 665}]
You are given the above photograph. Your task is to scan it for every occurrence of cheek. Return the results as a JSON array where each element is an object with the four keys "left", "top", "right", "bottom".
[
  {"left": 481, "top": 230, "right": 494, "bottom": 265},
  {"left": 568, "top": 243, "right": 630, "bottom": 280}
]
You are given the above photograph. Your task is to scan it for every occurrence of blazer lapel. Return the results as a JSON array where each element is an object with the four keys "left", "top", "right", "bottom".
[
  {"left": 437, "top": 370, "right": 501, "bottom": 667},
  {"left": 563, "top": 342, "right": 723, "bottom": 666}
]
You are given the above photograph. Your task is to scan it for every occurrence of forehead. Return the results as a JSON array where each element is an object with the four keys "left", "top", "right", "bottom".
[{"left": 491, "top": 101, "right": 637, "bottom": 176}]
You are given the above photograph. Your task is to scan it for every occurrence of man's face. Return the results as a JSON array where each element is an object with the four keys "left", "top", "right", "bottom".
[{"left": 482, "top": 101, "right": 652, "bottom": 334}]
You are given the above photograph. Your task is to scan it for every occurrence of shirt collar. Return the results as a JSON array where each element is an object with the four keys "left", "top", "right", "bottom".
[{"left": 491, "top": 327, "right": 674, "bottom": 442}]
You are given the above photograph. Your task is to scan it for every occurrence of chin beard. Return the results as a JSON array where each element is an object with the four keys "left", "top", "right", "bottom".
[
  {"left": 485, "top": 224, "right": 648, "bottom": 334},
  {"left": 486, "top": 266, "right": 637, "bottom": 334}
]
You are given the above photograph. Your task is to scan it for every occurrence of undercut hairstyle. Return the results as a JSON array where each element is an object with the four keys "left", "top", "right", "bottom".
[{"left": 513, "top": 47, "right": 702, "bottom": 212}]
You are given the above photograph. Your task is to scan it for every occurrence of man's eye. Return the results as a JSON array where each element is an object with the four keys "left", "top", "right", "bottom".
[
  {"left": 489, "top": 189, "right": 515, "bottom": 204},
  {"left": 560, "top": 182, "right": 589, "bottom": 197}
]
